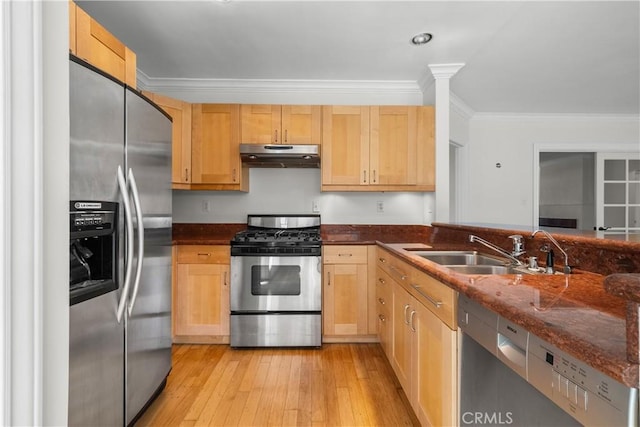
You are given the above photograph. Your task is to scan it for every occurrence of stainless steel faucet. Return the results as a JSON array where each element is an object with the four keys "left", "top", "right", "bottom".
[
  {"left": 468, "top": 234, "right": 526, "bottom": 266},
  {"left": 531, "top": 229, "right": 572, "bottom": 274}
]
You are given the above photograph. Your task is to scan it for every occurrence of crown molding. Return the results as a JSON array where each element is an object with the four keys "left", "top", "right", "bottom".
[
  {"left": 136, "top": 68, "right": 424, "bottom": 97},
  {"left": 428, "top": 63, "right": 465, "bottom": 80},
  {"left": 450, "top": 92, "right": 475, "bottom": 120},
  {"left": 471, "top": 112, "right": 640, "bottom": 122}
]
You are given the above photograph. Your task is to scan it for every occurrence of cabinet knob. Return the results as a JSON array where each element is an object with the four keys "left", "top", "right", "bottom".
[
  {"left": 378, "top": 278, "right": 386, "bottom": 285},
  {"left": 378, "top": 297, "right": 385, "bottom": 305},
  {"left": 378, "top": 314, "right": 386, "bottom": 322}
]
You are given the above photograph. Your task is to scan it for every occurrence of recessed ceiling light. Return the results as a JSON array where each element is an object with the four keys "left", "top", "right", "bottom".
[{"left": 411, "top": 33, "right": 433, "bottom": 45}]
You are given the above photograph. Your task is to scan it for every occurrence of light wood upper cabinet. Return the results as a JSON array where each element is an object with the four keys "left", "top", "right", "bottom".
[
  {"left": 240, "top": 104, "right": 321, "bottom": 145},
  {"left": 322, "top": 105, "right": 434, "bottom": 192},
  {"left": 143, "top": 92, "right": 192, "bottom": 189},
  {"left": 71, "top": 1, "right": 137, "bottom": 88},
  {"left": 191, "top": 104, "right": 248, "bottom": 191},
  {"left": 174, "top": 245, "right": 230, "bottom": 343},
  {"left": 322, "top": 106, "right": 370, "bottom": 186}
]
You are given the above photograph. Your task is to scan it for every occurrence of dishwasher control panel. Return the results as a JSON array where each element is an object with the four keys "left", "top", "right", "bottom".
[{"left": 529, "top": 334, "right": 637, "bottom": 427}]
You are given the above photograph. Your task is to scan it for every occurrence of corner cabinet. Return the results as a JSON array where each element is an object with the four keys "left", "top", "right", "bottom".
[
  {"left": 240, "top": 104, "right": 321, "bottom": 145},
  {"left": 321, "top": 106, "right": 435, "bottom": 192},
  {"left": 70, "top": 1, "right": 137, "bottom": 87},
  {"left": 173, "top": 245, "right": 230, "bottom": 344},
  {"left": 191, "top": 104, "right": 249, "bottom": 191},
  {"left": 322, "top": 245, "right": 377, "bottom": 342},
  {"left": 142, "top": 92, "right": 192, "bottom": 189},
  {"left": 377, "top": 247, "right": 458, "bottom": 427}
]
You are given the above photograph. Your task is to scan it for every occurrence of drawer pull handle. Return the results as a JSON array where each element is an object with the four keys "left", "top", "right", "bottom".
[
  {"left": 223, "top": 272, "right": 228, "bottom": 286},
  {"left": 338, "top": 253, "right": 353, "bottom": 257},
  {"left": 197, "top": 252, "right": 211, "bottom": 256},
  {"left": 409, "top": 310, "right": 416, "bottom": 332},
  {"left": 411, "top": 284, "right": 443, "bottom": 309},
  {"left": 403, "top": 304, "right": 411, "bottom": 325},
  {"left": 378, "top": 297, "right": 385, "bottom": 305},
  {"left": 389, "top": 264, "right": 407, "bottom": 281}
]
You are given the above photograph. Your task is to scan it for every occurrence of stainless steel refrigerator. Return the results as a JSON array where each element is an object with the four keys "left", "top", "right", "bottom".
[{"left": 69, "top": 56, "right": 172, "bottom": 426}]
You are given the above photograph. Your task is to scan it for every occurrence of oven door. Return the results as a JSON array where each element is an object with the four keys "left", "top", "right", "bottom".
[{"left": 230, "top": 255, "right": 321, "bottom": 312}]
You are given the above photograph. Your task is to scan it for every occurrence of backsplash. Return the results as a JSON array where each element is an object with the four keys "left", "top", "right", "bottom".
[
  {"left": 173, "top": 168, "right": 435, "bottom": 225},
  {"left": 431, "top": 223, "right": 640, "bottom": 276}
]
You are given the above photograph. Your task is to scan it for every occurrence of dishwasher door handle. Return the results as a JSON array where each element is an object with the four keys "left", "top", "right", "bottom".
[{"left": 497, "top": 332, "right": 527, "bottom": 378}]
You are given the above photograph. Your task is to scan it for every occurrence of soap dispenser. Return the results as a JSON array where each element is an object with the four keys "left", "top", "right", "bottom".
[{"left": 545, "top": 249, "right": 555, "bottom": 274}]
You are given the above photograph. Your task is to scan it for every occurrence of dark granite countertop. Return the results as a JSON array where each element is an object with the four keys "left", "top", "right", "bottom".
[{"left": 173, "top": 222, "right": 640, "bottom": 387}]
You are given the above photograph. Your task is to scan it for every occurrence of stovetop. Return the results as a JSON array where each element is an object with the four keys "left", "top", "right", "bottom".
[{"left": 231, "top": 214, "right": 321, "bottom": 255}]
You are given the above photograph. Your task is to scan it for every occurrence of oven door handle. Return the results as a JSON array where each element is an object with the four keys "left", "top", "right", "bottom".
[{"left": 116, "top": 166, "right": 134, "bottom": 323}]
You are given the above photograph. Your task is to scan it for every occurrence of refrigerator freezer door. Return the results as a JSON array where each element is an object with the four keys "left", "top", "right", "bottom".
[
  {"left": 69, "top": 60, "right": 125, "bottom": 202},
  {"left": 124, "top": 88, "right": 173, "bottom": 425},
  {"left": 69, "top": 59, "right": 125, "bottom": 427}
]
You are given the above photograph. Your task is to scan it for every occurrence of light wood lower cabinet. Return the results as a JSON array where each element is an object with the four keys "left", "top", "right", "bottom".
[
  {"left": 322, "top": 245, "right": 377, "bottom": 342},
  {"left": 377, "top": 247, "right": 458, "bottom": 427},
  {"left": 173, "top": 245, "right": 230, "bottom": 343}
]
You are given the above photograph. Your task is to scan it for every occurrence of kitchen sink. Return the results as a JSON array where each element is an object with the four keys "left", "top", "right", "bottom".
[
  {"left": 410, "top": 250, "right": 510, "bottom": 266},
  {"left": 444, "top": 265, "right": 528, "bottom": 275},
  {"left": 407, "top": 250, "right": 539, "bottom": 275}
]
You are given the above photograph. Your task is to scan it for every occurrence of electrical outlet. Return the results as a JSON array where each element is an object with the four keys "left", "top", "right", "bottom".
[
  {"left": 312, "top": 200, "right": 320, "bottom": 213},
  {"left": 202, "top": 200, "right": 212, "bottom": 212},
  {"left": 376, "top": 200, "right": 384, "bottom": 213}
]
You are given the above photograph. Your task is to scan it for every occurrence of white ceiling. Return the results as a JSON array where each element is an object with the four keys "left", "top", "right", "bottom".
[{"left": 77, "top": 0, "right": 640, "bottom": 115}]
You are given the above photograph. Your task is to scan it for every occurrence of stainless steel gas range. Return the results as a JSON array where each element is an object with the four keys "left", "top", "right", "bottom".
[{"left": 230, "top": 215, "right": 322, "bottom": 347}]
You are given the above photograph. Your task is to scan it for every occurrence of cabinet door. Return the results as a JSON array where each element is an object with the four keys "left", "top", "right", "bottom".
[
  {"left": 145, "top": 92, "right": 192, "bottom": 187},
  {"left": 370, "top": 106, "right": 417, "bottom": 186},
  {"left": 413, "top": 301, "right": 457, "bottom": 427},
  {"left": 74, "top": 4, "right": 136, "bottom": 87},
  {"left": 281, "top": 105, "right": 321, "bottom": 145},
  {"left": 391, "top": 284, "right": 413, "bottom": 393},
  {"left": 240, "top": 104, "right": 280, "bottom": 145},
  {"left": 322, "top": 106, "right": 370, "bottom": 186},
  {"left": 191, "top": 104, "right": 241, "bottom": 185},
  {"left": 323, "top": 263, "right": 368, "bottom": 336},
  {"left": 175, "top": 263, "right": 229, "bottom": 336}
]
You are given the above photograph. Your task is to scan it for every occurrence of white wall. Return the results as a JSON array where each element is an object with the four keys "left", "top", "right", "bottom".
[
  {"left": 462, "top": 114, "right": 640, "bottom": 226},
  {"left": 173, "top": 169, "right": 434, "bottom": 224},
  {"left": 160, "top": 82, "right": 437, "bottom": 225}
]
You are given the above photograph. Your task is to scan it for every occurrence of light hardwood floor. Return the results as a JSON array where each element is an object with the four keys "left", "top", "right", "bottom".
[{"left": 136, "top": 343, "right": 419, "bottom": 426}]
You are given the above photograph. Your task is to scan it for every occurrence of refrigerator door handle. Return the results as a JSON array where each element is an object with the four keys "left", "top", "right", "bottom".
[
  {"left": 116, "top": 165, "right": 135, "bottom": 323},
  {"left": 127, "top": 168, "right": 145, "bottom": 317}
]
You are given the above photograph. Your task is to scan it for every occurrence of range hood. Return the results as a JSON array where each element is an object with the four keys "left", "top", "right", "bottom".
[{"left": 240, "top": 144, "right": 320, "bottom": 168}]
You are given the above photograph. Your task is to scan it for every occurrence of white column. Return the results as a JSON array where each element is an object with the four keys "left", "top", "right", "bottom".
[
  {"left": 428, "top": 64, "right": 464, "bottom": 222},
  {"left": 1, "top": 1, "right": 68, "bottom": 425}
]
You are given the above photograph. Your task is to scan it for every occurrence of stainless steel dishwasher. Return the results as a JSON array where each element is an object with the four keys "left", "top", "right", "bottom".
[{"left": 458, "top": 295, "right": 638, "bottom": 426}]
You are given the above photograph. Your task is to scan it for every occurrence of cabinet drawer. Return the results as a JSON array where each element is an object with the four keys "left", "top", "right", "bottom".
[
  {"left": 409, "top": 268, "right": 457, "bottom": 330},
  {"left": 376, "top": 248, "right": 410, "bottom": 285},
  {"left": 176, "top": 245, "right": 229, "bottom": 264},
  {"left": 323, "top": 245, "right": 368, "bottom": 264}
]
